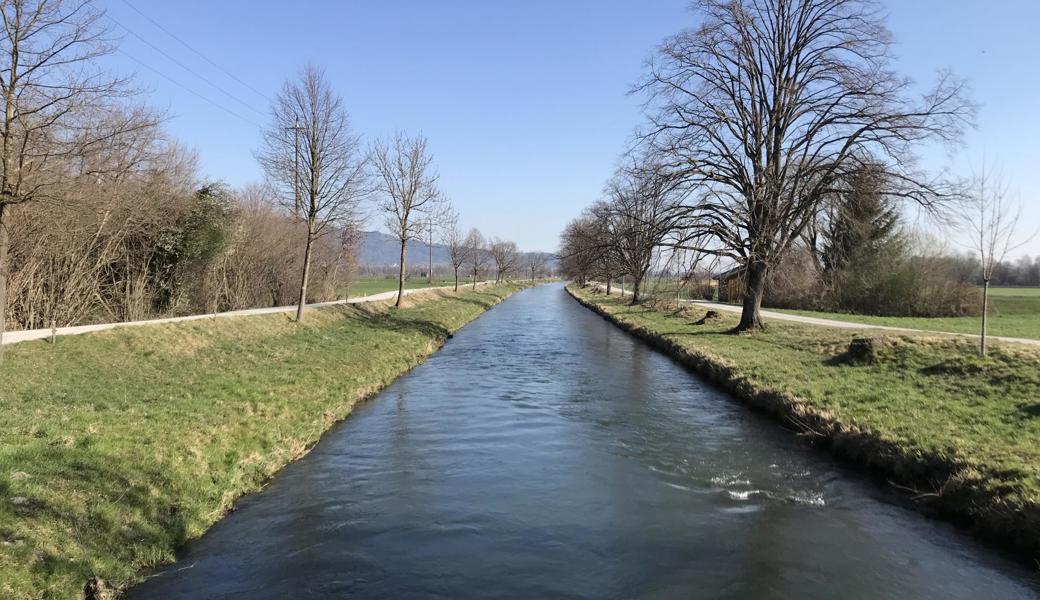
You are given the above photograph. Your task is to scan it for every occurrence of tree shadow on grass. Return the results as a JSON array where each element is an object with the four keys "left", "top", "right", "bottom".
[
  {"left": 653, "top": 330, "right": 726, "bottom": 339},
  {"left": 0, "top": 445, "right": 191, "bottom": 595},
  {"left": 350, "top": 308, "right": 454, "bottom": 340},
  {"left": 444, "top": 294, "right": 499, "bottom": 311}
]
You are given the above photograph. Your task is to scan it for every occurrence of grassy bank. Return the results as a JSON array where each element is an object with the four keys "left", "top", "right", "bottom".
[
  {"left": 0, "top": 283, "right": 528, "bottom": 599},
  {"left": 639, "top": 282, "right": 1040, "bottom": 340},
  {"left": 568, "top": 284, "right": 1040, "bottom": 562}
]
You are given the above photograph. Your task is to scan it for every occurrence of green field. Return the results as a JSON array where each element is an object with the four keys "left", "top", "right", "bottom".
[
  {"left": 570, "top": 284, "right": 1040, "bottom": 559},
  {"left": 768, "top": 288, "right": 1040, "bottom": 340},
  {"left": 0, "top": 283, "right": 527, "bottom": 599},
  {"left": 343, "top": 276, "right": 461, "bottom": 298},
  {"left": 987, "top": 286, "right": 1040, "bottom": 297}
]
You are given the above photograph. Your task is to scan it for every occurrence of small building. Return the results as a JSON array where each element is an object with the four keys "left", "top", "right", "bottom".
[{"left": 712, "top": 266, "right": 745, "bottom": 303}]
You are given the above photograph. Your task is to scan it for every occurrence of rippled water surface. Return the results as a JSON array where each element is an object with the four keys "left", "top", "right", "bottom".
[{"left": 131, "top": 284, "right": 1039, "bottom": 599}]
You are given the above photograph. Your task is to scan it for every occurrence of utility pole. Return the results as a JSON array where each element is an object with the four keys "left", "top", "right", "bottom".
[
  {"left": 428, "top": 220, "right": 434, "bottom": 284},
  {"left": 286, "top": 118, "right": 303, "bottom": 218},
  {"left": 675, "top": 248, "right": 681, "bottom": 309}
]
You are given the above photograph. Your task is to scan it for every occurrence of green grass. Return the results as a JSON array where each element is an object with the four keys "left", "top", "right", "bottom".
[
  {"left": 343, "top": 276, "right": 460, "bottom": 298},
  {"left": 571, "top": 285, "right": 1040, "bottom": 541},
  {"left": 988, "top": 286, "right": 1040, "bottom": 297},
  {"left": 766, "top": 288, "right": 1040, "bottom": 340},
  {"left": 0, "top": 283, "right": 528, "bottom": 599}
]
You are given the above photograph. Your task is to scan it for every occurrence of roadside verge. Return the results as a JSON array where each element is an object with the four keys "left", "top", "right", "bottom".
[{"left": 567, "top": 284, "right": 1040, "bottom": 564}]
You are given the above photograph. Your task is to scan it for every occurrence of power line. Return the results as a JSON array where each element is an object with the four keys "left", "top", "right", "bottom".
[
  {"left": 116, "top": 49, "right": 262, "bottom": 128},
  {"left": 117, "top": 0, "right": 271, "bottom": 104},
  {"left": 104, "top": 11, "right": 268, "bottom": 119}
]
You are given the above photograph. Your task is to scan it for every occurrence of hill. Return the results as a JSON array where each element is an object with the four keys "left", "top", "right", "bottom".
[
  {"left": 358, "top": 230, "right": 452, "bottom": 266},
  {"left": 358, "top": 231, "right": 557, "bottom": 272}
]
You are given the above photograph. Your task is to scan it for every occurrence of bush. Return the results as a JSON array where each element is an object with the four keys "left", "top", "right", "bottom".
[
  {"left": 763, "top": 243, "right": 980, "bottom": 318},
  {"left": 764, "top": 247, "right": 826, "bottom": 310}
]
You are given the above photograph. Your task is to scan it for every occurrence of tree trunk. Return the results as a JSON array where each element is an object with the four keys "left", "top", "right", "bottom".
[
  {"left": 0, "top": 204, "right": 8, "bottom": 355},
  {"left": 296, "top": 232, "right": 314, "bottom": 323},
  {"left": 396, "top": 238, "right": 407, "bottom": 308},
  {"left": 453, "top": 268, "right": 459, "bottom": 292},
  {"left": 735, "top": 260, "right": 767, "bottom": 332},
  {"left": 980, "top": 279, "right": 990, "bottom": 357},
  {"left": 428, "top": 230, "right": 433, "bottom": 284},
  {"left": 629, "top": 274, "right": 643, "bottom": 305},
  {"left": 606, "top": 279, "right": 612, "bottom": 295}
]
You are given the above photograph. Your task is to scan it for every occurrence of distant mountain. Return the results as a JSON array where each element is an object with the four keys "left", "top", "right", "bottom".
[
  {"left": 357, "top": 230, "right": 557, "bottom": 272},
  {"left": 358, "top": 231, "right": 452, "bottom": 267}
]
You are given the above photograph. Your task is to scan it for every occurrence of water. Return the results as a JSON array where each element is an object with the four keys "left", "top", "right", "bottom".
[{"left": 130, "top": 284, "right": 1039, "bottom": 599}]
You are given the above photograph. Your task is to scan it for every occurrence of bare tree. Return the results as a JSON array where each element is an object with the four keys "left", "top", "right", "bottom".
[
  {"left": 488, "top": 238, "right": 519, "bottom": 283},
  {"left": 256, "top": 64, "right": 367, "bottom": 322},
  {"left": 559, "top": 210, "right": 614, "bottom": 288},
  {"left": 597, "top": 163, "right": 682, "bottom": 304},
  {"left": 961, "top": 165, "right": 1032, "bottom": 356},
  {"left": 441, "top": 208, "right": 467, "bottom": 292},
  {"left": 370, "top": 133, "right": 440, "bottom": 307},
  {"left": 525, "top": 252, "right": 546, "bottom": 282},
  {"left": 0, "top": 0, "right": 151, "bottom": 349},
  {"left": 464, "top": 228, "right": 488, "bottom": 289},
  {"left": 638, "top": 0, "right": 973, "bottom": 330},
  {"left": 217, "top": 183, "right": 300, "bottom": 308}
]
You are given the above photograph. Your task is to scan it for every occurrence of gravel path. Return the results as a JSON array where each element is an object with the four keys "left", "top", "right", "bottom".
[
  {"left": 593, "top": 284, "right": 1040, "bottom": 348},
  {"left": 1, "top": 282, "right": 494, "bottom": 347}
]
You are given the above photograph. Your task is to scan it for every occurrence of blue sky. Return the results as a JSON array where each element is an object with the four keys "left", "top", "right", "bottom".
[{"left": 99, "top": 0, "right": 1039, "bottom": 257}]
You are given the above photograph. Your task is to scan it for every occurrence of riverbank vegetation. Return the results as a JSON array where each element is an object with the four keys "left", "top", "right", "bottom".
[
  {"left": 0, "top": 282, "right": 527, "bottom": 599},
  {"left": 568, "top": 284, "right": 1040, "bottom": 561}
]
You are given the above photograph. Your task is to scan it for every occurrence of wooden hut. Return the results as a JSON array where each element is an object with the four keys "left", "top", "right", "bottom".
[{"left": 713, "top": 266, "right": 745, "bottom": 303}]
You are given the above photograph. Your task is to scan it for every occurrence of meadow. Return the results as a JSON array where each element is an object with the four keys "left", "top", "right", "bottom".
[{"left": 344, "top": 276, "right": 464, "bottom": 298}]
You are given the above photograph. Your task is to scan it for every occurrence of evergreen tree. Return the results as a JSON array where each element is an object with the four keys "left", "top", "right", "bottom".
[
  {"left": 822, "top": 165, "right": 902, "bottom": 277},
  {"left": 820, "top": 165, "right": 908, "bottom": 313}
]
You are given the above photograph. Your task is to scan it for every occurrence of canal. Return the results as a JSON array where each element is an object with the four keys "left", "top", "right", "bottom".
[{"left": 131, "top": 283, "right": 1039, "bottom": 599}]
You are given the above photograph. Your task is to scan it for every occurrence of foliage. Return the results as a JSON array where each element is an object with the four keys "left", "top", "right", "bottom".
[
  {"left": 820, "top": 165, "right": 903, "bottom": 278},
  {"left": 761, "top": 167, "right": 979, "bottom": 318},
  {"left": 150, "top": 184, "right": 236, "bottom": 312}
]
